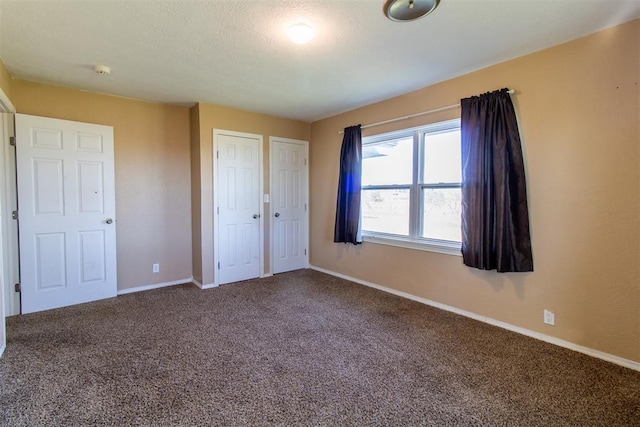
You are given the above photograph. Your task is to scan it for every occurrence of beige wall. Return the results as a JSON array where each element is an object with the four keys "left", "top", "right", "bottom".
[
  {"left": 0, "top": 59, "right": 12, "bottom": 100},
  {"left": 12, "top": 80, "right": 193, "bottom": 290},
  {"left": 192, "top": 103, "right": 310, "bottom": 285},
  {"left": 310, "top": 19, "right": 640, "bottom": 363}
]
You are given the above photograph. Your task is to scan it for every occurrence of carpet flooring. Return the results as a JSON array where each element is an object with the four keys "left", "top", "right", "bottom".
[{"left": 0, "top": 269, "right": 638, "bottom": 426}]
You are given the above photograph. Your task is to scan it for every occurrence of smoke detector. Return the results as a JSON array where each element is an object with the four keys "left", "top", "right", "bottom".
[{"left": 93, "top": 64, "right": 111, "bottom": 75}]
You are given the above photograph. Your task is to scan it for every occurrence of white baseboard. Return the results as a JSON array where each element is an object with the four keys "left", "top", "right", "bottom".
[
  {"left": 195, "top": 274, "right": 272, "bottom": 288},
  {"left": 192, "top": 279, "right": 217, "bottom": 290},
  {"left": 117, "top": 277, "right": 194, "bottom": 295},
  {"left": 310, "top": 265, "right": 640, "bottom": 372}
]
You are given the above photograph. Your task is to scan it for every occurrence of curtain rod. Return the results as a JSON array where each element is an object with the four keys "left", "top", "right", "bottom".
[{"left": 338, "top": 89, "right": 515, "bottom": 134}]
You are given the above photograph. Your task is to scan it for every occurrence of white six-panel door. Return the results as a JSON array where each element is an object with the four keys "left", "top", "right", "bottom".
[
  {"left": 16, "top": 114, "right": 117, "bottom": 314},
  {"left": 270, "top": 137, "right": 308, "bottom": 274},
  {"left": 214, "top": 130, "right": 262, "bottom": 285}
]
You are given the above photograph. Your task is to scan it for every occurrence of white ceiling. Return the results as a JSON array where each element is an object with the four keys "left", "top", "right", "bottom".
[{"left": 0, "top": 0, "right": 638, "bottom": 122}]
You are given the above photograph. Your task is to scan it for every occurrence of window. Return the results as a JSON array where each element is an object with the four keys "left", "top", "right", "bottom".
[{"left": 361, "top": 119, "right": 462, "bottom": 255}]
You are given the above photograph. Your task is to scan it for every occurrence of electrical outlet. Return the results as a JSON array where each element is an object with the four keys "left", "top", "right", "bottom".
[
  {"left": 152, "top": 263, "right": 160, "bottom": 273},
  {"left": 543, "top": 309, "right": 555, "bottom": 326}
]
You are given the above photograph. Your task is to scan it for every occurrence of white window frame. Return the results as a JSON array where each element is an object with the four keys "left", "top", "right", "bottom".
[{"left": 361, "top": 119, "right": 462, "bottom": 256}]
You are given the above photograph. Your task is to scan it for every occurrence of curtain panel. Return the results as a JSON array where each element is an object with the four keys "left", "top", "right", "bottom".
[
  {"left": 460, "top": 89, "right": 533, "bottom": 272},
  {"left": 334, "top": 125, "right": 363, "bottom": 244}
]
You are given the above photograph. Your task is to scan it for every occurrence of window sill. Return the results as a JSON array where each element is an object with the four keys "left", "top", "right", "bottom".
[{"left": 362, "top": 233, "right": 462, "bottom": 257}]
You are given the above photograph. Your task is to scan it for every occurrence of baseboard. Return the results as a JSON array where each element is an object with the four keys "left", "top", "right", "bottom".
[
  {"left": 310, "top": 265, "right": 640, "bottom": 372},
  {"left": 195, "top": 275, "right": 272, "bottom": 288},
  {"left": 192, "top": 279, "right": 217, "bottom": 290},
  {"left": 117, "top": 277, "right": 194, "bottom": 295}
]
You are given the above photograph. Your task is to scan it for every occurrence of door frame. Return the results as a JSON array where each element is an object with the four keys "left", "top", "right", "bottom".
[
  {"left": 269, "top": 136, "right": 310, "bottom": 274},
  {"left": 0, "top": 112, "right": 18, "bottom": 318},
  {"left": 0, "top": 87, "right": 16, "bottom": 357},
  {"left": 212, "top": 129, "right": 264, "bottom": 286}
]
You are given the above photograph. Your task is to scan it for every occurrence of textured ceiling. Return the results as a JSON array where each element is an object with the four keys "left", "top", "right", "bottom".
[{"left": 0, "top": 0, "right": 638, "bottom": 122}]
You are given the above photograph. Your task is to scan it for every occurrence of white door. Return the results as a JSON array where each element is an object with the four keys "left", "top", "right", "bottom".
[
  {"left": 214, "top": 130, "right": 262, "bottom": 285},
  {"left": 16, "top": 114, "right": 117, "bottom": 314},
  {"left": 270, "top": 137, "right": 308, "bottom": 274}
]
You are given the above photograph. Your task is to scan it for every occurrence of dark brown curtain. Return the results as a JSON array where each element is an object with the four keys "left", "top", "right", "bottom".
[
  {"left": 334, "top": 125, "right": 362, "bottom": 244},
  {"left": 460, "top": 89, "right": 533, "bottom": 272}
]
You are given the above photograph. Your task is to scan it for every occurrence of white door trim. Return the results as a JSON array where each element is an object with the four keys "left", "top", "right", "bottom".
[
  {"left": 0, "top": 87, "right": 16, "bottom": 357},
  {"left": 1, "top": 113, "right": 18, "bottom": 319},
  {"left": 0, "top": 87, "right": 15, "bottom": 113},
  {"left": 212, "top": 129, "right": 264, "bottom": 286},
  {"left": 269, "top": 136, "right": 309, "bottom": 274}
]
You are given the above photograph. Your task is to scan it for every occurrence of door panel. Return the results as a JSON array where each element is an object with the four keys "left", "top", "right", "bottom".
[
  {"left": 79, "top": 230, "right": 106, "bottom": 283},
  {"left": 35, "top": 233, "right": 66, "bottom": 289},
  {"left": 271, "top": 138, "right": 308, "bottom": 274},
  {"left": 33, "top": 159, "right": 64, "bottom": 214},
  {"left": 78, "top": 161, "right": 104, "bottom": 213},
  {"left": 16, "top": 114, "right": 116, "bottom": 314},
  {"left": 216, "top": 131, "right": 261, "bottom": 285}
]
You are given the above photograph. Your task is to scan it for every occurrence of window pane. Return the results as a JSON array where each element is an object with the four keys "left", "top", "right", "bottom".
[
  {"left": 362, "top": 188, "right": 410, "bottom": 235},
  {"left": 422, "top": 129, "right": 461, "bottom": 184},
  {"left": 362, "top": 138, "right": 413, "bottom": 186},
  {"left": 422, "top": 188, "right": 461, "bottom": 242}
]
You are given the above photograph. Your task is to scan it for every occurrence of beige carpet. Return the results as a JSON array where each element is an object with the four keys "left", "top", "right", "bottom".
[{"left": 1, "top": 269, "right": 638, "bottom": 426}]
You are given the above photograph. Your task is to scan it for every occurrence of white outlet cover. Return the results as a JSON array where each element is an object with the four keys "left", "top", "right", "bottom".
[{"left": 543, "top": 310, "right": 555, "bottom": 325}]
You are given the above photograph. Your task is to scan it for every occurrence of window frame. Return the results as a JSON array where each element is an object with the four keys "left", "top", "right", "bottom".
[{"left": 361, "top": 119, "right": 462, "bottom": 256}]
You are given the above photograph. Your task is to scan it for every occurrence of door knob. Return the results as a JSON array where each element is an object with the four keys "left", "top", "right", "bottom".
[
  {"left": 105, "top": 218, "right": 113, "bottom": 224},
  {"left": 274, "top": 212, "right": 280, "bottom": 217},
  {"left": 253, "top": 214, "right": 260, "bottom": 219}
]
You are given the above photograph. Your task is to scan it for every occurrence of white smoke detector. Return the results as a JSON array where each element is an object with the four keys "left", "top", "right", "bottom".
[{"left": 93, "top": 64, "right": 111, "bottom": 75}]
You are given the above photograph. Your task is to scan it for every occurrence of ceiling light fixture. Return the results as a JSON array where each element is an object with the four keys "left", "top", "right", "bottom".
[
  {"left": 383, "top": 0, "right": 440, "bottom": 22},
  {"left": 287, "top": 23, "right": 314, "bottom": 44}
]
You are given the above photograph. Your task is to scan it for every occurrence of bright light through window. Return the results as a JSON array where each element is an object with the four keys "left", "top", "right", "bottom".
[
  {"left": 361, "top": 120, "right": 462, "bottom": 254},
  {"left": 423, "top": 130, "right": 461, "bottom": 184},
  {"left": 362, "top": 138, "right": 413, "bottom": 185}
]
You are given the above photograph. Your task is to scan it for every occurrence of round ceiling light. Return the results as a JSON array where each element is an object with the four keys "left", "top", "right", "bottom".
[
  {"left": 287, "top": 23, "right": 314, "bottom": 44},
  {"left": 383, "top": 0, "right": 440, "bottom": 22}
]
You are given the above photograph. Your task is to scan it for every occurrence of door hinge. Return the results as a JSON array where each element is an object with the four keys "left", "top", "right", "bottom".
[
  {"left": 217, "top": 262, "right": 220, "bottom": 270},
  {"left": 304, "top": 249, "right": 307, "bottom": 255},
  {"left": 14, "top": 283, "right": 20, "bottom": 293},
  {"left": 216, "top": 151, "right": 219, "bottom": 159},
  {"left": 304, "top": 158, "right": 307, "bottom": 166},
  {"left": 304, "top": 204, "right": 307, "bottom": 212},
  {"left": 11, "top": 210, "right": 18, "bottom": 220},
  {"left": 217, "top": 206, "right": 220, "bottom": 214},
  {"left": 9, "top": 136, "right": 16, "bottom": 146}
]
